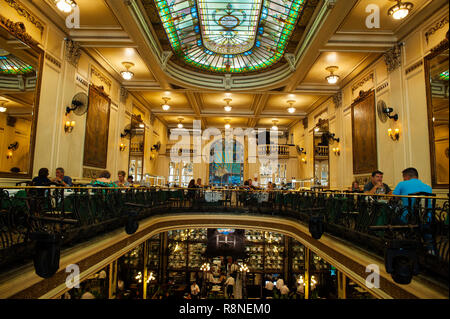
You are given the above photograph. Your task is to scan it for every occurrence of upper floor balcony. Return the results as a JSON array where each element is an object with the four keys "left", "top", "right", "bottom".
[{"left": 0, "top": 186, "right": 448, "bottom": 299}]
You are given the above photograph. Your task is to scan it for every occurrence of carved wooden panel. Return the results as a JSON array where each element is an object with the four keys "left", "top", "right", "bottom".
[
  {"left": 83, "top": 85, "right": 111, "bottom": 169},
  {"left": 351, "top": 90, "right": 378, "bottom": 174}
]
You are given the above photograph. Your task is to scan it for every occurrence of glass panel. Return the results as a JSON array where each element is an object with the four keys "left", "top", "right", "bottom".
[{"left": 0, "top": 27, "right": 40, "bottom": 177}]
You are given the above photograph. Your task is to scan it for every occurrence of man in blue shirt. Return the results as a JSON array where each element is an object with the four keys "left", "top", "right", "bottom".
[
  {"left": 393, "top": 168, "right": 435, "bottom": 253},
  {"left": 393, "top": 167, "right": 432, "bottom": 208},
  {"left": 54, "top": 167, "right": 73, "bottom": 186}
]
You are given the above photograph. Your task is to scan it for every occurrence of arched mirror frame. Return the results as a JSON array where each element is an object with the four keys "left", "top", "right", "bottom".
[
  {"left": 425, "top": 35, "right": 449, "bottom": 189},
  {"left": 0, "top": 18, "right": 44, "bottom": 179},
  {"left": 313, "top": 118, "right": 330, "bottom": 188}
]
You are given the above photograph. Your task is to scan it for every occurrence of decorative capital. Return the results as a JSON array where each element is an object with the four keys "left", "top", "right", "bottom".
[
  {"left": 150, "top": 113, "right": 156, "bottom": 125},
  {"left": 120, "top": 86, "right": 128, "bottom": 102},
  {"left": 285, "top": 53, "right": 296, "bottom": 72},
  {"left": 161, "top": 51, "right": 173, "bottom": 70},
  {"left": 302, "top": 117, "right": 308, "bottom": 130},
  {"left": 332, "top": 90, "right": 342, "bottom": 108},
  {"left": 64, "top": 38, "right": 81, "bottom": 67},
  {"left": 383, "top": 43, "right": 403, "bottom": 73}
]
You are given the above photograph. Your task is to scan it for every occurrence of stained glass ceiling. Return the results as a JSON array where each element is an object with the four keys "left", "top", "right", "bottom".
[
  {"left": 154, "top": 0, "right": 307, "bottom": 73},
  {"left": 0, "top": 50, "right": 34, "bottom": 75}
]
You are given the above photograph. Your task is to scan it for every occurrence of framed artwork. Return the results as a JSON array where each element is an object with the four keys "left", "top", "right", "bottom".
[
  {"left": 83, "top": 84, "right": 111, "bottom": 168},
  {"left": 351, "top": 90, "right": 378, "bottom": 174}
]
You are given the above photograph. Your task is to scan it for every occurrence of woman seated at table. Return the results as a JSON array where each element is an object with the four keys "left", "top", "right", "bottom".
[
  {"left": 32, "top": 168, "right": 52, "bottom": 186},
  {"left": 90, "top": 170, "right": 118, "bottom": 187},
  {"left": 114, "top": 170, "right": 128, "bottom": 187},
  {"left": 187, "top": 179, "right": 197, "bottom": 197},
  {"left": 349, "top": 181, "right": 362, "bottom": 193}
]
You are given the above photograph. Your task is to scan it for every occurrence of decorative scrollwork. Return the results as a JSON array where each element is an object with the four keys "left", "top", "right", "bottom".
[
  {"left": 4, "top": 0, "right": 45, "bottom": 36},
  {"left": 0, "top": 14, "right": 39, "bottom": 49}
]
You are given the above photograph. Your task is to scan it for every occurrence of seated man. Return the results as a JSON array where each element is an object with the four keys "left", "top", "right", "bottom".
[
  {"left": 53, "top": 167, "right": 73, "bottom": 186},
  {"left": 364, "top": 170, "right": 391, "bottom": 195},
  {"left": 393, "top": 167, "right": 432, "bottom": 212},
  {"left": 393, "top": 167, "right": 434, "bottom": 252}
]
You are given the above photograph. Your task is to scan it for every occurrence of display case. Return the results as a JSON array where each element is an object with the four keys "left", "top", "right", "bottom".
[{"left": 290, "top": 239, "right": 305, "bottom": 272}]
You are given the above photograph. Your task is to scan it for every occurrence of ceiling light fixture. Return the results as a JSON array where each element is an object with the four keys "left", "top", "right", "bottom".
[
  {"left": 0, "top": 100, "right": 7, "bottom": 113},
  {"left": 177, "top": 117, "right": 184, "bottom": 129},
  {"left": 120, "top": 62, "right": 135, "bottom": 80},
  {"left": 388, "top": 0, "right": 413, "bottom": 20},
  {"left": 55, "top": 0, "right": 77, "bottom": 13},
  {"left": 162, "top": 97, "right": 171, "bottom": 111},
  {"left": 224, "top": 119, "right": 231, "bottom": 130},
  {"left": 287, "top": 100, "right": 296, "bottom": 113},
  {"left": 325, "top": 66, "right": 340, "bottom": 84},
  {"left": 224, "top": 98, "right": 232, "bottom": 112},
  {"left": 271, "top": 120, "right": 279, "bottom": 131}
]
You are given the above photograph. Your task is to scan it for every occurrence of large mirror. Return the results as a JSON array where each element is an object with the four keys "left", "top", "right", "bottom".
[
  {"left": 128, "top": 114, "right": 145, "bottom": 183},
  {"left": 425, "top": 39, "right": 449, "bottom": 188},
  {"left": 313, "top": 119, "right": 330, "bottom": 187},
  {"left": 0, "top": 22, "right": 43, "bottom": 179}
]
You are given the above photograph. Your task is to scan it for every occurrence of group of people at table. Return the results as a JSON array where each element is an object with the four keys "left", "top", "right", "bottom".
[
  {"left": 28, "top": 166, "right": 432, "bottom": 206},
  {"left": 30, "top": 168, "right": 134, "bottom": 188},
  {"left": 349, "top": 167, "right": 432, "bottom": 207}
]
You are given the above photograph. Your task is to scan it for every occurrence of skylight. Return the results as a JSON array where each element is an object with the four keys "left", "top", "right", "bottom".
[{"left": 154, "top": 0, "right": 306, "bottom": 73}]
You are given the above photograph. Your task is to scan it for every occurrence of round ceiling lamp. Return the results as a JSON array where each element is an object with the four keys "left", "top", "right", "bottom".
[
  {"left": 388, "top": 0, "right": 413, "bottom": 20},
  {"left": 224, "top": 119, "right": 231, "bottom": 130},
  {"left": 325, "top": 66, "right": 340, "bottom": 84},
  {"left": 177, "top": 117, "right": 184, "bottom": 129},
  {"left": 271, "top": 120, "right": 279, "bottom": 131},
  {"left": 161, "top": 97, "right": 171, "bottom": 111},
  {"left": 287, "top": 100, "right": 296, "bottom": 113},
  {"left": 224, "top": 98, "right": 232, "bottom": 112},
  {"left": 56, "top": 0, "right": 77, "bottom": 13},
  {"left": 0, "top": 100, "right": 7, "bottom": 113},
  {"left": 120, "top": 62, "right": 135, "bottom": 80}
]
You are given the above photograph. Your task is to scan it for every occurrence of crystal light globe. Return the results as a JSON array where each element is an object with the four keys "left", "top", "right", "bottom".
[
  {"left": 120, "top": 71, "right": 134, "bottom": 80},
  {"left": 326, "top": 75, "right": 339, "bottom": 84},
  {"left": 56, "top": 0, "right": 74, "bottom": 13}
]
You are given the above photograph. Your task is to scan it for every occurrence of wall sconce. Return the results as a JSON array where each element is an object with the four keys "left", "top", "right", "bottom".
[
  {"left": 64, "top": 120, "right": 75, "bottom": 133},
  {"left": 388, "top": 128, "right": 400, "bottom": 141},
  {"left": 383, "top": 107, "right": 399, "bottom": 121},
  {"left": 6, "top": 142, "right": 18, "bottom": 159},
  {"left": 324, "top": 131, "right": 340, "bottom": 143},
  {"left": 119, "top": 143, "right": 127, "bottom": 152},
  {"left": 332, "top": 147, "right": 341, "bottom": 156}
]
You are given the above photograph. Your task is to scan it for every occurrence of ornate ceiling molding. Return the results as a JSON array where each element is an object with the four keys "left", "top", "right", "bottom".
[
  {"left": 351, "top": 73, "right": 374, "bottom": 95},
  {"left": 425, "top": 16, "right": 449, "bottom": 44},
  {"left": 64, "top": 38, "right": 82, "bottom": 68},
  {"left": 383, "top": 43, "right": 403, "bottom": 73},
  {"left": 4, "top": 0, "right": 45, "bottom": 36},
  {"left": 90, "top": 65, "right": 112, "bottom": 91},
  {"left": 0, "top": 14, "right": 40, "bottom": 49}
]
